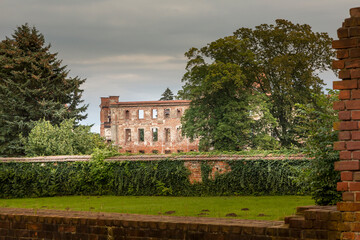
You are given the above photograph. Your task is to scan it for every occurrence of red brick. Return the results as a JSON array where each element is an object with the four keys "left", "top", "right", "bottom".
[
  {"left": 337, "top": 202, "right": 360, "bottom": 211},
  {"left": 338, "top": 28, "right": 349, "bottom": 38},
  {"left": 347, "top": 141, "right": 360, "bottom": 150},
  {"left": 352, "top": 131, "right": 360, "bottom": 140},
  {"left": 351, "top": 8, "right": 360, "bottom": 18},
  {"left": 335, "top": 160, "right": 360, "bottom": 171},
  {"left": 346, "top": 60, "right": 360, "bottom": 69},
  {"left": 339, "top": 111, "right": 351, "bottom": 120},
  {"left": 347, "top": 100, "right": 360, "bottom": 110},
  {"left": 343, "top": 192, "right": 355, "bottom": 201},
  {"left": 350, "top": 182, "right": 360, "bottom": 191},
  {"left": 339, "top": 90, "right": 351, "bottom": 100},
  {"left": 352, "top": 69, "right": 360, "bottom": 78},
  {"left": 333, "top": 60, "right": 345, "bottom": 69},
  {"left": 334, "top": 141, "right": 346, "bottom": 150},
  {"left": 343, "top": 231, "right": 355, "bottom": 240},
  {"left": 340, "top": 122, "right": 359, "bottom": 130},
  {"left": 356, "top": 193, "right": 360, "bottom": 202},
  {"left": 350, "top": 48, "right": 360, "bottom": 58},
  {"left": 333, "top": 38, "right": 360, "bottom": 49},
  {"left": 339, "top": 131, "right": 351, "bottom": 140},
  {"left": 354, "top": 172, "right": 360, "bottom": 181},
  {"left": 338, "top": 182, "right": 349, "bottom": 191},
  {"left": 353, "top": 151, "right": 360, "bottom": 159},
  {"left": 338, "top": 49, "right": 349, "bottom": 59},
  {"left": 352, "top": 111, "right": 360, "bottom": 120},
  {"left": 344, "top": 18, "right": 360, "bottom": 27},
  {"left": 342, "top": 171, "right": 354, "bottom": 181},
  {"left": 340, "top": 151, "right": 352, "bottom": 160},
  {"left": 350, "top": 27, "right": 360, "bottom": 37},
  {"left": 333, "top": 80, "right": 358, "bottom": 89},
  {"left": 339, "top": 70, "right": 352, "bottom": 79},
  {"left": 334, "top": 101, "right": 345, "bottom": 111}
]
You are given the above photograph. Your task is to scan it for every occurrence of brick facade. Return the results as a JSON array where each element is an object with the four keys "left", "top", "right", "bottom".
[{"left": 100, "top": 97, "right": 199, "bottom": 154}]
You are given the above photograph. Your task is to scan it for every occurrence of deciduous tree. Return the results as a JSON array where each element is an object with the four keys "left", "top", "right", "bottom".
[{"left": 234, "top": 19, "right": 334, "bottom": 146}]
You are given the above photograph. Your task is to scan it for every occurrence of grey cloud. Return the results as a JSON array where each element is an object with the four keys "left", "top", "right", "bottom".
[{"left": 0, "top": 0, "right": 358, "bottom": 132}]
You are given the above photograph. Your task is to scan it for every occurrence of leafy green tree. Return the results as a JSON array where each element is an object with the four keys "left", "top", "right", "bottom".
[
  {"left": 178, "top": 38, "right": 277, "bottom": 151},
  {"left": 234, "top": 19, "right": 334, "bottom": 147},
  {"left": 159, "top": 87, "right": 174, "bottom": 100},
  {"left": 0, "top": 24, "right": 87, "bottom": 156},
  {"left": 21, "top": 119, "right": 108, "bottom": 156},
  {"left": 295, "top": 90, "right": 341, "bottom": 205}
]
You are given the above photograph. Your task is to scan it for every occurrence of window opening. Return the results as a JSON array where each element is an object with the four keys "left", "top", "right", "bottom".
[
  {"left": 138, "top": 129, "right": 144, "bottom": 142},
  {"left": 125, "top": 110, "right": 130, "bottom": 120},
  {"left": 177, "top": 150, "right": 183, "bottom": 153},
  {"left": 177, "top": 109, "right": 181, "bottom": 118},
  {"left": 125, "top": 129, "right": 131, "bottom": 142},
  {"left": 164, "top": 109, "right": 170, "bottom": 118},
  {"left": 152, "top": 150, "right": 159, "bottom": 154},
  {"left": 139, "top": 109, "right": 144, "bottom": 119},
  {"left": 176, "top": 127, "right": 183, "bottom": 142},
  {"left": 165, "top": 128, "right": 171, "bottom": 142},
  {"left": 126, "top": 150, "right": 132, "bottom": 153},
  {"left": 152, "top": 128, "right": 158, "bottom": 141},
  {"left": 139, "top": 150, "right": 145, "bottom": 154},
  {"left": 165, "top": 150, "right": 171, "bottom": 154},
  {"left": 152, "top": 109, "right": 158, "bottom": 118}
]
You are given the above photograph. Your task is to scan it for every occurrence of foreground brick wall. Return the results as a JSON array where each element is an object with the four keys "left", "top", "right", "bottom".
[
  {"left": 0, "top": 206, "right": 348, "bottom": 240},
  {"left": 333, "top": 6, "right": 360, "bottom": 240}
]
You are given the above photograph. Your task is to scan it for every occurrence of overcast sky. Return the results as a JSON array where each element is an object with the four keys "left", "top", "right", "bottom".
[{"left": 1, "top": 0, "right": 359, "bottom": 132}]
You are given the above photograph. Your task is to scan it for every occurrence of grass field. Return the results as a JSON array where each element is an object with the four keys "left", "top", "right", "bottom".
[{"left": 0, "top": 195, "right": 314, "bottom": 221}]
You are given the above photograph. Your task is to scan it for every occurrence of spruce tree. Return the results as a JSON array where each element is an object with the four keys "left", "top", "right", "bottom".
[
  {"left": 159, "top": 87, "right": 174, "bottom": 100},
  {"left": 0, "top": 24, "right": 88, "bottom": 156}
]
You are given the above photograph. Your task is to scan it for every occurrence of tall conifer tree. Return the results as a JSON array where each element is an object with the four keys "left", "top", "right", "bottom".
[
  {"left": 159, "top": 87, "right": 174, "bottom": 101},
  {"left": 0, "top": 24, "right": 88, "bottom": 156}
]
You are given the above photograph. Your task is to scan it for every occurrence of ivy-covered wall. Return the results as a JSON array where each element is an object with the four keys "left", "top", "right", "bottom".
[{"left": 0, "top": 158, "right": 310, "bottom": 198}]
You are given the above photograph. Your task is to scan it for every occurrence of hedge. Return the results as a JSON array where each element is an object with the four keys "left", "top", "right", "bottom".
[{"left": 0, "top": 159, "right": 310, "bottom": 198}]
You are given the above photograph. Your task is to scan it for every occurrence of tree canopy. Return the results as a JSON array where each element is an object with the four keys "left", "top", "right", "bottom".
[
  {"left": 178, "top": 19, "right": 334, "bottom": 149},
  {"left": 0, "top": 24, "right": 88, "bottom": 156},
  {"left": 21, "top": 119, "right": 106, "bottom": 156},
  {"left": 159, "top": 87, "right": 174, "bottom": 101},
  {"left": 178, "top": 37, "right": 277, "bottom": 151}
]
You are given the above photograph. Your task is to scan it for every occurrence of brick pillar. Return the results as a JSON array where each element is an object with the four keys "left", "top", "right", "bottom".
[{"left": 333, "top": 7, "right": 360, "bottom": 240}]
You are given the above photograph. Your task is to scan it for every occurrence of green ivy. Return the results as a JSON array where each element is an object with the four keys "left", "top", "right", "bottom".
[{"left": 0, "top": 159, "right": 310, "bottom": 198}]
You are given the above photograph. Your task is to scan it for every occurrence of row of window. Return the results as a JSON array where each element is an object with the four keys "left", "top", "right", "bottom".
[
  {"left": 124, "top": 128, "right": 182, "bottom": 143},
  {"left": 124, "top": 108, "right": 182, "bottom": 120}
]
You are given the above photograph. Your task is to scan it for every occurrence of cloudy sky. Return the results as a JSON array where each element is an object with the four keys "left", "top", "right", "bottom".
[{"left": 1, "top": 0, "right": 359, "bottom": 132}]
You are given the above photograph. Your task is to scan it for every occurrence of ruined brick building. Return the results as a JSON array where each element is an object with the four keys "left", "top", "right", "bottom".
[{"left": 100, "top": 96, "right": 199, "bottom": 154}]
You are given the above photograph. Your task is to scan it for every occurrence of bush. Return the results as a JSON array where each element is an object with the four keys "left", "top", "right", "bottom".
[
  {"left": 0, "top": 158, "right": 310, "bottom": 198},
  {"left": 21, "top": 119, "right": 109, "bottom": 156}
]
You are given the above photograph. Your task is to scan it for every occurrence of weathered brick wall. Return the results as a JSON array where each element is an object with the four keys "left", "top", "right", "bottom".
[
  {"left": 0, "top": 206, "right": 347, "bottom": 240},
  {"left": 332, "top": 6, "right": 360, "bottom": 240}
]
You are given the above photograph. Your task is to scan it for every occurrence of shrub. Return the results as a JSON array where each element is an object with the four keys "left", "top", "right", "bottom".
[
  {"left": 0, "top": 158, "right": 310, "bottom": 198},
  {"left": 21, "top": 119, "right": 109, "bottom": 156}
]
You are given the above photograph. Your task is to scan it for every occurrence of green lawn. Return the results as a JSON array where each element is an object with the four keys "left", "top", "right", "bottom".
[{"left": 0, "top": 195, "right": 314, "bottom": 221}]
